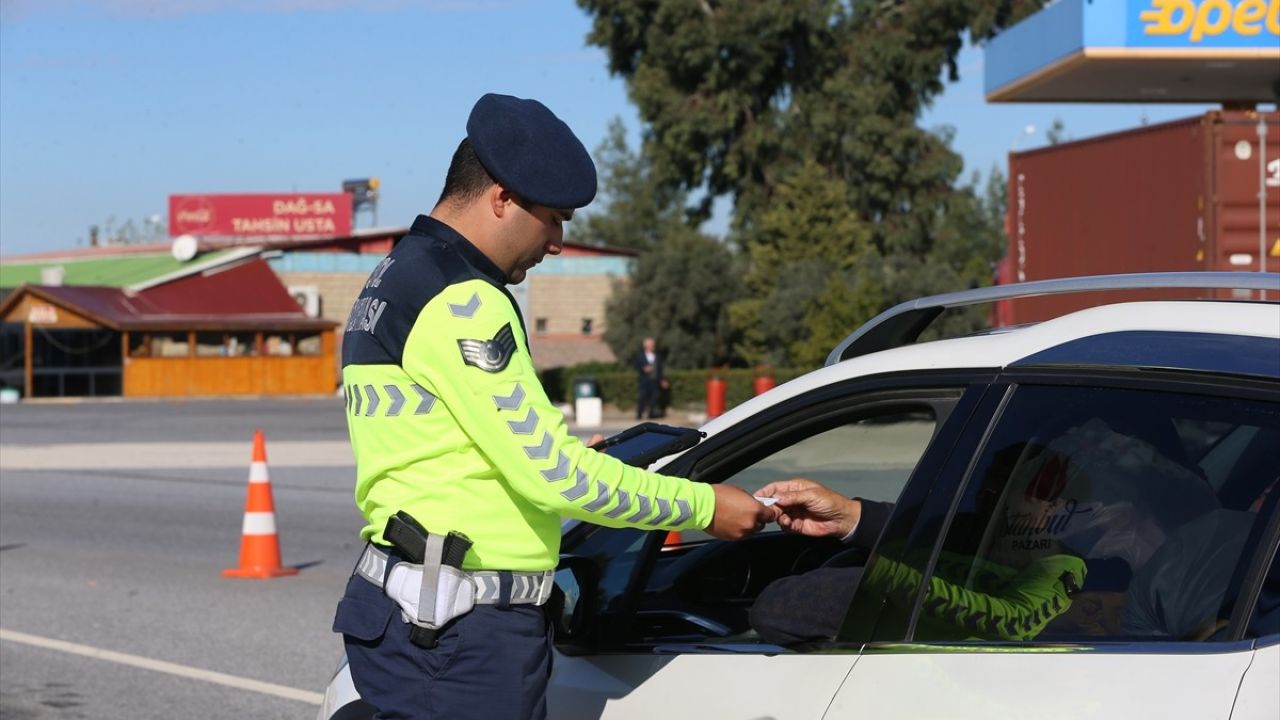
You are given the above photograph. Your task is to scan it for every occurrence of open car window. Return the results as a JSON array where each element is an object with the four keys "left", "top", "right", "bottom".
[
  {"left": 616, "top": 397, "right": 955, "bottom": 648},
  {"left": 676, "top": 410, "right": 936, "bottom": 544}
]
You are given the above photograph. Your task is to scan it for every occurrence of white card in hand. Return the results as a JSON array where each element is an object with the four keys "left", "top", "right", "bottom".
[{"left": 754, "top": 496, "right": 778, "bottom": 506}]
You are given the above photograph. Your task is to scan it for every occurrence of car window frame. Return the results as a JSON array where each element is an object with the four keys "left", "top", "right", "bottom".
[
  {"left": 832, "top": 381, "right": 1015, "bottom": 646},
  {"left": 883, "top": 367, "right": 1280, "bottom": 651},
  {"left": 1228, "top": 491, "right": 1280, "bottom": 642}
]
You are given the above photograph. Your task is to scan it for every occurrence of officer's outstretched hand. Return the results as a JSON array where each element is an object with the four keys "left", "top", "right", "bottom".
[
  {"left": 706, "top": 484, "right": 779, "bottom": 541},
  {"left": 755, "top": 477, "right": 862, "bottom": 539}
]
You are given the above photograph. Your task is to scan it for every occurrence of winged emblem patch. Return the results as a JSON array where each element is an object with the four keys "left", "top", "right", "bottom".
[{"left": 458, "top": 323, "right": 518, "bottom": 373}]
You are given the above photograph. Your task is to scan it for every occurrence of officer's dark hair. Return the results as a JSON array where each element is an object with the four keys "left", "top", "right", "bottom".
[{"left": 437, "top": 138, "right": 496, "bottom": 208}]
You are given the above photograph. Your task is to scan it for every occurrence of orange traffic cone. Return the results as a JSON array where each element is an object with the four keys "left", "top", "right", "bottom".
[{"left": 223, "top": 430, "right": 298, "bottom": 579}]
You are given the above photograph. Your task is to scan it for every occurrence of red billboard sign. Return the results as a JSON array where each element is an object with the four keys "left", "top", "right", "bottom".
[{"left": 168, "top": 193, "right": 353, "bottom": 237}]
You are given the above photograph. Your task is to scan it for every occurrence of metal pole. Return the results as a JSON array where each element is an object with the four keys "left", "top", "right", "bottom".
[
  {"left": 1259, "top": 115, "right": 1269, "bottom": 300},
  {"left": 24, "top": 321, "right": 33, "bottom": 399}
]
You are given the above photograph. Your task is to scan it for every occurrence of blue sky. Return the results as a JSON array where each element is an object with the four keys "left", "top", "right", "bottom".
[{"left": 0, "top": 0, "right": 1222, "bottom": 257}]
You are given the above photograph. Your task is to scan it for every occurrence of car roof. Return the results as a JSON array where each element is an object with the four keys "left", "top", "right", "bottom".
[
  {"left": 695, "top": 299, "right": 1280, "bottom": 439},
  {"left": 825, "top": 271, "right": 1279, "bottom": 365}
]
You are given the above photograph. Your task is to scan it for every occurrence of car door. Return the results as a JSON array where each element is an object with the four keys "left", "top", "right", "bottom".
[
  {"left": 825, "top": 376, "right": 1280, "bottom": 719},
  {"left": 547, "top": 374, "right": 995, "bottom": 720}
]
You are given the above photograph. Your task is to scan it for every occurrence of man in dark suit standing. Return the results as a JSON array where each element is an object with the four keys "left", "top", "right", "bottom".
[{"left": 633, "top": 336, "right": 664, "bottom": 420}]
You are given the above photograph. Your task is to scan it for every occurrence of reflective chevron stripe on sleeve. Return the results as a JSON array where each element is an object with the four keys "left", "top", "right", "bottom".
[
  {"left": 561, "top": 470, "right": 590, "bottom": 502},
  {"left": 492, "top": 384, "right": 525, "bottom": 411},
  {"left": 605, "top": 489, "right": 631, "bottom": 518},
  {"left": 524, "top": 433, "right": 553, "bottom": 459},
  {"left": 627, "top": 495, "right": 652, "bottom": 523},
  {"left": 670, "top": 499, "right": 692, "bottom": 525},
  {"left": 384, "top": 385, "right": 405, "bottom": 416},
  {"left": 581, "top": 481, "right": 611, "bottom": 513},
  {"left": 646, "top": 498, "right": 672, "bottom": 526},
  {"left": 506, "top": 408, "right": 539, "bottom": 434},
  {"left": 410, "top": 385, "right": 435, "bottom": 414},
  {"left": 540, "top": 453, "right": 569, "bottom": 482},
  {"left": 448, "top": 293, "right": 481, "bottom": 318},
  {"left": 345, "top": 384, "right": 437, "bottom": 418}
]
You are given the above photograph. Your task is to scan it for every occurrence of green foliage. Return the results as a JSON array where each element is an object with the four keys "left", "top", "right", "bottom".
[
  {"left": 982, "top": 164, "right": 1008, "bottom": 234},
  {"left": 729, "top": 159, "right": 872, "bottom": 367},
  {"left": 603, "top": 227, "right": 741, "bottom": 369},
  {"left": 577, "top": 115, "right": 745, "bottom": 369},
  {"left": 540, "top": 361, "right": 808, "bottom": 411},
  {"left": 579, "top": 0, "right": 846, "bottom": 217},
  {"left": 572, "top": 118, "right": 689, "bottom": 253},
  {"left": 794, "top": 260, "right": 885, "bottom": 368},
  {"left": 579, "top": 0, "right": 1044, "bottom": 366},
  {"left": 579, "top": 0, "right": 1043, "bottom": 217},
  {"left": 538, "top": 360, "right": 624, "bottom": 405},
  {"left": 667, "top": 366, "right": 809, "bottom": 410}
]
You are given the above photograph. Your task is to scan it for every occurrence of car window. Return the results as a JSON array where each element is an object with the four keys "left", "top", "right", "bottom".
[
  {"left": 677, "top": 410, "right": 936, "bottom": 544},
  {"left": 907, "top": 384, "right": 1280, "bottom": 644},
  {"left": 612, "top": 403, "right": 948, "bottom": 648}
]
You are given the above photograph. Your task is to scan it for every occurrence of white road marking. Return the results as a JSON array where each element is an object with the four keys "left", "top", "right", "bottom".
[
  {"left": 0, "top": 441, "right": 355, "bottom": 470},
  {"left": 0, "top": 628, "right": 323, "bottom": 705}
]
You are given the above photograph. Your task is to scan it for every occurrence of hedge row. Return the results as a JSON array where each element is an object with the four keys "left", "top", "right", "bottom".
[{"left": 538, "top": 364, "right": 809, "bottom": 412}]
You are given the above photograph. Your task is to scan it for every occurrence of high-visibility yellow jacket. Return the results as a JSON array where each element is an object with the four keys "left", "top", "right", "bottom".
[{"left": 341, "top": 215, "right": 714, "bottom": 572}]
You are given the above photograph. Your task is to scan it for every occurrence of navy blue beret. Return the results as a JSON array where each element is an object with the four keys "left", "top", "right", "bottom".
[{"left": 466, "top": 93, "right": 597, "bottom": 210}]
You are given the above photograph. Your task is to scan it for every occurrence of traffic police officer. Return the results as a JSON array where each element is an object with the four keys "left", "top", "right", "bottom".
[{"left": 333, "top": 93, "right": 774, "bottom": 719}]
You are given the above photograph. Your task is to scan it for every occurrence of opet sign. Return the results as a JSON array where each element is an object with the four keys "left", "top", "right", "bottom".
[{"left": 1132, "top": 0, "right": 1280, "bottom": 45}]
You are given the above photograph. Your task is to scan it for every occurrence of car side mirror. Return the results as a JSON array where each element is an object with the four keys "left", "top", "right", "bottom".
[{"left": 553, "top": 554, "right": 600, "bottom": 654}]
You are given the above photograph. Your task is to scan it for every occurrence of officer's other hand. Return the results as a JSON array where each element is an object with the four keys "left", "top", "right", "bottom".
[
  {"left": 706, "top": 484, "right": 778, "bottom": 541},
  {"left": 586, "top": 434, "right": 605, "bottom": 449},
  {"left": 756, "top": 477, "right": 862, "bottom": 539}
]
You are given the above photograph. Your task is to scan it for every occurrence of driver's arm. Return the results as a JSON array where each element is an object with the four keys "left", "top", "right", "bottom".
[{"left": 755, "top": 477, "right": 893, "bottom": 547}]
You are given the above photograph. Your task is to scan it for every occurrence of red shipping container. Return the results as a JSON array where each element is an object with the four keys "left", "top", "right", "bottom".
[{"left": 999, "top": 110, "right": 1280, "bottom": 325}]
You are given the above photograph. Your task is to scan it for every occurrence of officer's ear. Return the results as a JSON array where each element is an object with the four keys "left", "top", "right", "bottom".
[{"left": 490, "top": 185, "right": 515, "bottom": 219}]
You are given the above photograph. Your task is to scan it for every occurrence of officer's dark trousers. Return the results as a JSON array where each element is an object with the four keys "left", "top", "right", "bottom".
[{"left": 334, "top": 565, "right": 551, "bottom": 719}]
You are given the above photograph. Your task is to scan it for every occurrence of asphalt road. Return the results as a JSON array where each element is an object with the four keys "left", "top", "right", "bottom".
[{"left": 0, "top": 398, "right": 628, "bottom": 720}]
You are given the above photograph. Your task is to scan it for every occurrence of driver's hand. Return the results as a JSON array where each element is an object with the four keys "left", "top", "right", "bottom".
[
  {"left": 755, "top": 477, "right": 862, "bottom": 540},
  {"left": 705, "top": 484, "right": 779, "bottom": 541}
]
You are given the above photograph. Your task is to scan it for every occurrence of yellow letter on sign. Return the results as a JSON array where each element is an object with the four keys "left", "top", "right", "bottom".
[
  {"left": 1141, "top": 0, "right": 1196, "bottom": 35},
  {"left": 1190, "top": 0, "right": 1233, "bottom": 41}
]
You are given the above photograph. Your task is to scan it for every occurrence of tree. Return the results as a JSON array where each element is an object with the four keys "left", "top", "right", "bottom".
[
  {"left": 727, "top": 159, "right": 872, "bottom": 366},
  {"left": 981, "top": 163, "right": 1008, "bottom": 234},
  {"left": 579, "top": 0, "right": 1043, "bottom": 219},
  {"left": 579, "top": 118, "right": 744, "bottom": 368},
  {"left": 579, "top": 0, "right": 1045, "bottom": 367},
  {"left": 603, "top": 227, "right": 741, "bottom": 369},
  {"left": 571, "top": 118, "right": 688, "bottom": 253}
]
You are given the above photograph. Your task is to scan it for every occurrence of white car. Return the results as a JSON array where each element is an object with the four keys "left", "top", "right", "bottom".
[{"left": 321, "top": 272, "right": 1280, "bottom": 720}]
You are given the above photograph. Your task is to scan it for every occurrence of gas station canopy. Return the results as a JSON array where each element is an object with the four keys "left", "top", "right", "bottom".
[{"left": 985, "top": 0, "right": 1280, "bottom": 103}]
